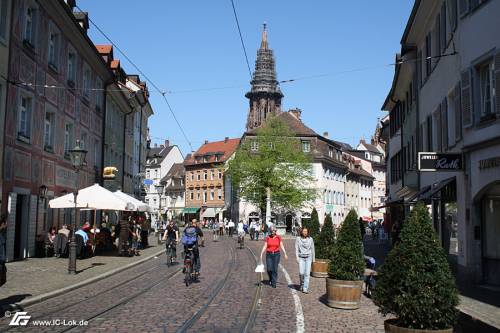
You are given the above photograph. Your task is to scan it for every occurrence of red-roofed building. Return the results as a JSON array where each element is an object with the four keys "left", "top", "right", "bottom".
[{"left": 184, "top": 137, "right": 240, "bottom": 222}]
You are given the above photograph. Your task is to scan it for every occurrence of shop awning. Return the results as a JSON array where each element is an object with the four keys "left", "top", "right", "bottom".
[
  {"left": 406, "top": 185, "right": 431, "bottom": 203},
  {"left": 421, "top": 177, "right": 456, "bottom": 201},
  {"left": 183, "top": 207, "right": 200, "bottom": 214},
  {"left": 201, "top": 208, "right": 217, "bottom": 218}
]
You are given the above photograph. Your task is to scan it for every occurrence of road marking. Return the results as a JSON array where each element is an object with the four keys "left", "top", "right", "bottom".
[{"left": 279, "top": 264, "right": 305, "bottom": 333}]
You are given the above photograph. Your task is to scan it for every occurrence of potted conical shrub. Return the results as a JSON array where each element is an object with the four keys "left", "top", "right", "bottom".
[
  {"left": 373, "top": 202, "right": 459, "bottom": 333},
  {"left": 326, "top": 209, "right": 365, "bottom": 309},
  {"left": 310, "top": 209, "right": 329, "bottom": 277}
]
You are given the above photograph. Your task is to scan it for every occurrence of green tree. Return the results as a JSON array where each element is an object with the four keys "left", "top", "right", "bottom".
[
  {"left": 328, "top": 209, "right": 364, "bottom": 281},
  {"left": 309, "top": 208, "right": 320, "bottom": 240},
  {"left": 227, "top": 116, "right": 317, "bottom": 216},
  {"left": 316, "top": 213, "right": 335, "bottom": 260},
  {"left": 373, "top": 203, "right": 458, "bottom": 330}
]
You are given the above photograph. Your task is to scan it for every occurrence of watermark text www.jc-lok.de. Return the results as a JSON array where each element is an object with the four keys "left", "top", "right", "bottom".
[{"left": 6, "top": 311, "right": 88, "bottom": 327}]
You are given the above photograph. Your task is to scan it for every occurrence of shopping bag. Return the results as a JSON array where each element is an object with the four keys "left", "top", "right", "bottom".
[{"left": 255, "top": 263, "right": 265, "bottom": 273}]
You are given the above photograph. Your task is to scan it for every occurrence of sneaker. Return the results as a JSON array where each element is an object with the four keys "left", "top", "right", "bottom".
[{"left": 303, "top": 290, "right": 309, "bottom": 294}]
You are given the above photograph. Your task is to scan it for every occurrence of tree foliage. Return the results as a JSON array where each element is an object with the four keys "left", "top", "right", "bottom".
[
  {"left": 328, "top": 209, "right": 364, "bottom": 281},
  {"left": 309, "top": 208, "right": 320, "bottom": 240},
  {"left": 372, "top": 203, "right": 458, "bottom": 330},
  {"left": 315, "top": 213, "right": 335, "bottom": 260},
  {"left": 227, "top": 116, "right": 317, "bottom": 213}
]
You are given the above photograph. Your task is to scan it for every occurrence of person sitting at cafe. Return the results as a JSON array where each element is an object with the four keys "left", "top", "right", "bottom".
[
  {"left": 45, "top": 226, "right": 57, "bottom": 257},
  {"left": 58, "top": 224, "right": 70, "bottom": 238}
]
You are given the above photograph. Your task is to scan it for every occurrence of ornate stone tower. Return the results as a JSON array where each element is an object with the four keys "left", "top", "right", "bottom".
[{"left": 245, "top": 24, "right": 283, "bottom": 131}]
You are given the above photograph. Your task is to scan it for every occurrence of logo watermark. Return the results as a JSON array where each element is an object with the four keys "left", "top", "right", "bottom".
[{"left": 5, "top": 311, "right": 88, "bottom": 327}]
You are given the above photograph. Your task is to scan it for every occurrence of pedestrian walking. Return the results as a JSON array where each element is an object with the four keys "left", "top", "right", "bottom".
[
  {"left": 228, "top": 219, "right": 235, "bottom": 237},
  {"left": 249, "top": 220, "right": 256, "bottom": 240},
  {"left": 260, "top": 226, "right": 288, "bottom": 288},
  {"left": 295, "top": 227, "right": 315, "bottom": 293},
  {"left": 254, "top": 221, "right": 260, "bottom": 241},
  {"left": 218, "top": 219, "right": 224, "bottom": 236}
]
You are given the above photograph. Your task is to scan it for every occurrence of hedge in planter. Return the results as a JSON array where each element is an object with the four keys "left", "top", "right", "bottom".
[
  {"left": 316, "top": 213, "right": 335, "bottom": 260},
  {"left": 328, "top": 209, "right": 364, "bottom": 280},
  {"left": 372, "top": 202, "right": 459, "bottom": 330},
  {"left": 309, "top": 208, "right": 320, "bottom": 240}
]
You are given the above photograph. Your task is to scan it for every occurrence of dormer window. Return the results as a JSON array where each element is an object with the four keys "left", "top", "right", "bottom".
[{"left": 328, "top": 146, "right": 333, "bottom": 158}]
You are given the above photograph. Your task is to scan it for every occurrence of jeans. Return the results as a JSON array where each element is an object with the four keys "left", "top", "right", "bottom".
[
  {"left": 298, "top": 256, "right": 312, "bottom": 291},
  {"left": 266, "top": 252, "right": 281, "bottom": 286}
]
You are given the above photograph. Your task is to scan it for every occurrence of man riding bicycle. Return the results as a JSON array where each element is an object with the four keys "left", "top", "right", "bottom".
[
  {"left": 182, "top": 219, "right": 203, "bottom": 278},
  {"left": 162, "top": 220, "right": 179, "bottom": 262}
]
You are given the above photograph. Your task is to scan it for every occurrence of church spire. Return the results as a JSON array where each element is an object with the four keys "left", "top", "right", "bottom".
[
  {"left": 245, "top": 24, "right": 283, "bottom": 131},
  {"left": 261, "top": 22, "right": 268, "bottom": 49}
]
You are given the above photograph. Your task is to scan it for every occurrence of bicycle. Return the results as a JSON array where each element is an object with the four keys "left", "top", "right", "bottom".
[
  {"left": 165, "top": 239, "right": 176, "bottom": 267},
  {"left": 183, "top": 247, "right": 195, "bottom": 286}
]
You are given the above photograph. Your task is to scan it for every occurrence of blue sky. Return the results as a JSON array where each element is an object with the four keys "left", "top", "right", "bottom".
[{"left": 79, "top": 0, "right": 414, "bottom": 156}]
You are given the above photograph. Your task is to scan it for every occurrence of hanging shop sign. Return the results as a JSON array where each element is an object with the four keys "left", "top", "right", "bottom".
[{"left": 418, "top": 152, "right": 463, "bottom": 171}]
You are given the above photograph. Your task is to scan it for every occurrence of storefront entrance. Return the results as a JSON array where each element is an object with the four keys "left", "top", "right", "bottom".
[{"left": 481, "top": 184, "right": 500, "bottom": 286}]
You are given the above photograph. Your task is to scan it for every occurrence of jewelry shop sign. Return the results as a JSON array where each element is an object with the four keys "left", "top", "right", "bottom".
[{"left": 418, "top": 152, "right": 463, "bottom": 171}]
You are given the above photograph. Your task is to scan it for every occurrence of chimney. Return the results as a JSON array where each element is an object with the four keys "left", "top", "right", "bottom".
[
  {"left": 224, "top": 137, "right": 229, "bottom": 143},
  {"left": 164, "top": 139, "right": 170, "bottom": 147},
  {"left": 160, "top": 144, "right": 164, "bottom": 148},
  {"left": 323, "top": 131, "right": 329, "bottom": 138},
  {"left": 204, "top": 140, "right": 208, "bottom": 145},
  {"left": 289, "top": 108, "right": 302, "bottom": 120},
  {"left": 360, "top": 139, "right": 366, "bottom": 144},
  {"left": 73, "top": 11, "right": 89, "bottom": 34}
]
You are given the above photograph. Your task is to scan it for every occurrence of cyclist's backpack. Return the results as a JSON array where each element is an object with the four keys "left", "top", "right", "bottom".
[{"left": 181, "top": 227, "right": 197, "bottom": 246}]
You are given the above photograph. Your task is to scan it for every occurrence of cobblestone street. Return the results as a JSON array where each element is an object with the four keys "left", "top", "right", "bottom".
[{"left": 0, "top": 235, "right": 393, "bottom": 332}]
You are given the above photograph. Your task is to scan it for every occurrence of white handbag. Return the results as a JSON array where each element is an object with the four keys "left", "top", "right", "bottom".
[{"left": 255, "top": 263, "right": 265, "bottom": 273}]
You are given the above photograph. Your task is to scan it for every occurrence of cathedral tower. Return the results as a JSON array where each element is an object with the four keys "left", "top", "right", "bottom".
[{"left": 245, "top": 24, "right": 283, "bottom": 131}]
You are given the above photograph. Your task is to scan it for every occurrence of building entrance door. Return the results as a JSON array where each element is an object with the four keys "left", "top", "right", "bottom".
[
  {"left": 14, "top": 194, "right": 29, "bottom": 260},
  {"left": 482, "top": 191, "right": 500, "bottom": 286}
]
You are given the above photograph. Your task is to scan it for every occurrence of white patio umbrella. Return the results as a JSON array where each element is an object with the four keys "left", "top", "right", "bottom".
[
  {"left": 113, "top": 190, "right": 151, "bottom": 212},
  {"left": 49, "top": 184, "right": 133, "bottom": 211}
]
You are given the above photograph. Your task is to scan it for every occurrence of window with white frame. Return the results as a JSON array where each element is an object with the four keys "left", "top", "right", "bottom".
[
  {"left": 67, "top": 48, "right": 76, "bottom": 84},
  {"left": 203, "top": 191, "right": 207, "bottom": 203},
  {"left": 64, "top": 122, "right": 73, "bottom": 154},
  {"left": 18, "top": 95, "right": 32, "bottom": 139},
  {"left": 44, "top": 107, "right": 55, "bottom": 150},
  {"left": 210, "top": 170, "right": 214, "bottom": 180},
  {"left": 218, "top": 171, "right": 222, "bottom": 179},
  {"left": 48, "top": 23, "right": 60, "bottom": 68},
  {"left": 204, "top": 170, "right": 207, "bottom": 180},
  {"left": 210, "top": 189, "right": 214, "bottom": 201},
  {"left": 218, "top": 188, "right": 222, "bottom": 200},
  {"left": 190, "top": 191, "right": 194, "bottom": 200},
  {"left": 197, "top": 173, "right": 201, "bottom": 181},
  {"left": 251, "top": 140, "right": 258, "bottom": 151},
  {"left": 478, "top": 61, "right": 494, "bottom": 118},
  {"left": 328, "top": 146, "right": 333, "bottom": 158},
  {"left": 301, "top": 140, "right": 310, "bottom": 153},
  {"left": 196, "top": 190, "right": 200, "bottom": 200},
  {"left": 146, "top": 170, "right": 150, "bottom": 178},
  {"left": 190, "top": 172, "right": 194, "bottom": 181},
  {"left": 24, "top": 5, "right": 35, "bottom": 46}
]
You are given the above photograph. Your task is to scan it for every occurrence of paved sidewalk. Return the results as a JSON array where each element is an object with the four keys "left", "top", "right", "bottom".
[{"left": 0, "top": 235, "right": 164, "bottom": 309}]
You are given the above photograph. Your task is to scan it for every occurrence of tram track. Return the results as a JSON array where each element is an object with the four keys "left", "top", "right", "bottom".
[{"left": 175, "top": 238, "right": 262, "bottom": 333}]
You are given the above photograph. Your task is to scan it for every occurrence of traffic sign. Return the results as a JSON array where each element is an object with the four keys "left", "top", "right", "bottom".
[{"left": 144, "top": 179, "right": 153, "bottom": 185}]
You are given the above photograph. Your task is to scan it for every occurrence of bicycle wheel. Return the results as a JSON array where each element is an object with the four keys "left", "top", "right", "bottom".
[
  {"left": 184, "top": 263, "right": 192, "bottom": 286},
  {"left": 166, "top": 248, "right": 172, "bottom": 267}
]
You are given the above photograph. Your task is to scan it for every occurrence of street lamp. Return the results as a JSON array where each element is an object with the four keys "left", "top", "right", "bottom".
[
  {"left": 155, "top": 183, "right": 164, "bottom": 227},
  {"left": 68, "top": 140, "right": 87, "bottom": 275},
  {"left": 171, "top": 194, "right": 177, "bottom": 222},
  {"left": 38, "top": 184, "right": 48, "bottom": 230}
]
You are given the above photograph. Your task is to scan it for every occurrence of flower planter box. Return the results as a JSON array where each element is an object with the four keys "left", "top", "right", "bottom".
[
  {"left": 384, "top": 319, "right": 452, "bottom": 333},
  {"left": 311, "top": 259, "right": 330, "bottom": 278},
  {"left": 325, "top": 278, "right": 362, "bottom": 309}
]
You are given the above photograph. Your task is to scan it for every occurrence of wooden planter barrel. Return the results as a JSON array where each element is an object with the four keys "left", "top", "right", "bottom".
[
  {"left": 311, "top": 259, "right": 330, "bottom": 278},
  {"left": 384, "top": 320, "right": 453, "bottom": 333},
  {"left": 325, "top": 278, "right": 363, "bottom": 309}
]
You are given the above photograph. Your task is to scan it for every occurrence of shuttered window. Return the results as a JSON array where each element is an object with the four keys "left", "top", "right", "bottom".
[
  {"left": 461, "top": 70, "right": 473, "bottom": 127},
  {"left": 441, "top": 98, "right": 449, "bottom": 150}
]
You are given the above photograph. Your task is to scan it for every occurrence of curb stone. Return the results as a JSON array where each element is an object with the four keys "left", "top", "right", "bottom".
[{"left": 2, "top": 249, "right": 165, "bottom": 313}]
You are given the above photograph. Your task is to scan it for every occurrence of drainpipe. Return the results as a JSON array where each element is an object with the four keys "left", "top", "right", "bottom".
[{"left": 100, "top": 80, "right": 114, "bottom": 187}]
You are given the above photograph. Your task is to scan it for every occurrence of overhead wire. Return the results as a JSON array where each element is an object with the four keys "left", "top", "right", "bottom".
[
  {"left": 230, "top": 0, "right": 253, "bottom": 80},
  {"left": 74, "top": 3, "right": 194, "bottom": 152}
]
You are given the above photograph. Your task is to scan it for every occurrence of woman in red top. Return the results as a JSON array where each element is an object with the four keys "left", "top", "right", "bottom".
[{"left": 260, "top": 226, "right": 288, "bottom": 288}]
